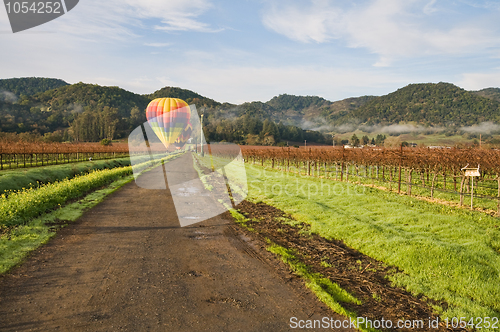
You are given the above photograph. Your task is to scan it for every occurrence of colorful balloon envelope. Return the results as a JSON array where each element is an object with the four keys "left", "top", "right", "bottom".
[
  {"left": 146, "top": 98, "right": 191, "bottom": 149},
  {"left": 174, "top": 120, "right": 193, "bottom": 149}
]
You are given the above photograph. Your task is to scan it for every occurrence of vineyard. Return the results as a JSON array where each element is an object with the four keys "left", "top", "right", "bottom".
[
  {"left": 0, "top": 142, "right": 129, "bottom": 170},
  {"left": 240, "top": 146, "right": 500, "bottom": 214}
]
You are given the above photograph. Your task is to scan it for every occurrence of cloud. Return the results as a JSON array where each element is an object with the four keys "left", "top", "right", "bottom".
[
  {"left": 458, "top": 72, "right": 500, "bottom": 91},
  {"left": 371, "top": 124, "right": 443, "bottom": 134},
  {"left": 0, "top": 90, "right": 18, "bottom": 103},
  {"left": 10, "top": 0, "right": 219, "bottom": 39},
  {"left": 423, "top": 0, "right": 438, "bottom": 14},
  {"left": 262, "top": 1, "right": 342, "bottom": 43},
  {"left": 144, "top": 42, "right": 171, "bottom": 47},
  {"left": 262, "top": 0, "right": 500, "bottom": 65},
  {"left": 154, "top": 17, "right": 222, "bottom": 33},
  {"left": 332, "top": 123, "right": 445, "bottom": 134},
  {"left": 116, "top": 0, "right": 221, "bottom": 32},
  {"left": 68, "top": 103, "right": 84, "bottom": 114},
  {"left": 460, "top": 122, "right": 500, "bottom": 134}
]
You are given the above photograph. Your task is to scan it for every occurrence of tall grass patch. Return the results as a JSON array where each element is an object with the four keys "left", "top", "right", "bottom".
[
  {"left": 0, "top": 166, "right": 132, "bottom": 227},
  {"left": 0, "top": 157, "right": 131, "bottom": 194}
]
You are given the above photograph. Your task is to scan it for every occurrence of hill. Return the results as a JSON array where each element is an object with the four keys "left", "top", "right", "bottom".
[
  {"left": 0, "top": 77, "right": 68, "bottom": 100},
  {"left": 145, "top": 86, "right": 222, "bottom": 109},
  {"left": 25, "top": 82, "right": 150, "bottom": 117},
  {"left": 472, "top": 88, "right": 500, "bottom": 102},
  {"left": 343, "top": 82, "right": 500, "bottom": 127},
  {"left": 227, "top": 94, "right": 376, "bottom": 129},
  {"left": 2, "top": 77, "right": 500, "bottom": 146}
]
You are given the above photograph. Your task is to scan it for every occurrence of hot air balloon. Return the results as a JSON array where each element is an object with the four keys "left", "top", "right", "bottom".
[
  {"left": 146, "top": 98, "right": 191, "bottom": 149},
  {"left": 174, "top": 120, "right": 193, "bottom": 149}
]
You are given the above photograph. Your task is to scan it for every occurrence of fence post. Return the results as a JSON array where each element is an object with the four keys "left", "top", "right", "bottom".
[
  {"left": 398, "top": 144, "right": 402, "bottom": 194},
  {"left": 459, "top": 175, "right": 466, "bottom": 206},
  {"left": 407, "top": 169, "right": 413, "bottom": 196},
  {"left": 497, "top": 177, "right": 500, "bottom": 216}
]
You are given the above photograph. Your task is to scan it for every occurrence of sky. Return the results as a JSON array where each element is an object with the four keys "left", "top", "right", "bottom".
[{"left": 1, "top": 0, "right": 500, "bottom": 104}]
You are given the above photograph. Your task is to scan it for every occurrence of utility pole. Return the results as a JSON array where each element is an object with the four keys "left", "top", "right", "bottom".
[{"left": 200, "top": 113, "right": 204, "bottom": 156}]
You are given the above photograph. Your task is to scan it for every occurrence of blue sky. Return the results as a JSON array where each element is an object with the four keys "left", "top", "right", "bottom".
[{"left": 1, "top": 0, "right": 500, "bottom": 104}]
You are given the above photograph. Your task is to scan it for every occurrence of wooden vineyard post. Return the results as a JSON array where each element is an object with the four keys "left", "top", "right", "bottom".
[
  {"left": 431, "top": 171, "right": 437, "bottom": 198},
  {"left": 459, "top": 175, "right": 466, "bottom": 206},
  {"left": 407, "top": 169, "right": 413, "bottom": 196},
  {"left": 453, "top": 171, "right": 457, "bottom": 192},
  {"left": 341, "top": 145, "right": 345, "bottom": 182},
  {"left": 497, "top": 176, "right": 500, "bottom": 216},
  {"left": 308, "top": 148, "right": 311, "bottom": 176},
  {"left": 389, "top": 167, "right": 393, "bottom": 191},
  {"left": 371, "top": 165, "right": 375, "bottom": 187},
  {"left": 398, "top": 144, "right": 402, "bottom": 194},
  {"left": 287, "top": 148, "right": 290, "bottom": 172}
]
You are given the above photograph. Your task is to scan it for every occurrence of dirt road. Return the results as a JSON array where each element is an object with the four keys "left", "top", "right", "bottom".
[{"left": 0, "top": 153, "right": 352, "bottom": 331}]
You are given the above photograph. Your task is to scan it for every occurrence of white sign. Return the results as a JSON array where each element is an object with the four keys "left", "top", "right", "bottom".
[{"left": 464, "top": 169, "right": 480, "bottom": 177}]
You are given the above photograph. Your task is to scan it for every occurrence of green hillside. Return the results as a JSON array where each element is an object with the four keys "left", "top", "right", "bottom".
[
  {"left": 473, "top": 87, "right": 500, "bottom": 102},
  {"left": 0, "top": 77, "right": 68, "bottom": 98},
  {"left": 344, "top": 82, "right": 500, "bottom": 126},
  {"left": 25, "top": 82, "right": 150, "bottom": 117},
  {"left": 2, "top": 78, "right": 500, "bottom": 146},
  {"left": 146, "top": 86, "right": 222, "bottom": 109}
]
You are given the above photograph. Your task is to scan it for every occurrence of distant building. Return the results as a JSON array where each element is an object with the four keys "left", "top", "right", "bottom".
[{"left": 428, "top": 146, "right": 451, "bottom": 149}]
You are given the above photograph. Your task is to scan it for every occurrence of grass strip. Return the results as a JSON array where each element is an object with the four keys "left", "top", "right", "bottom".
[
  {"left": 245, "top": 164, "right": 500, "bottom": 325},
  {"left": 0, "top": 174, "right": 134, "bottom": 274},
  {"left": 0, "top": 166, "right": 133, "bottom": 227},
  {"left": 0, "top": 157, "right": 131, "bottom": 194}
]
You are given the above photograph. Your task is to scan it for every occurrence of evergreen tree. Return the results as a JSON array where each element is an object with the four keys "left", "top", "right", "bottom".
[{"left": 351, "top": 134, "right": 360, "bottom": 146}]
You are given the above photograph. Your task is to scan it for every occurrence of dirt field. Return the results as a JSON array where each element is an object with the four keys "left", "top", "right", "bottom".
[{"left": 0, "top": 154, "right": 352, "bottom": 331}]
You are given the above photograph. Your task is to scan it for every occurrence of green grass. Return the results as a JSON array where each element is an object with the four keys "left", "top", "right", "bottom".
[
  {"left": 0, "top": 174, "right": 134, "bottom": 274},
  {"left": 0, "top": 157, "right": 131, "bottom": 194},
  {"left": 0, "top": 166, "right": 133, "bottom": 227},
  {"left": 245, "top": 164, "right": 500, "bottom": 325}
]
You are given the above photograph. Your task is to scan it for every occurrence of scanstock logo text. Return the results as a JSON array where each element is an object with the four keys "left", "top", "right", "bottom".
[{"left": 3, "top": 0, "right": 79, "bottom": 33}]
